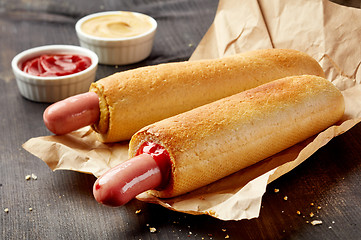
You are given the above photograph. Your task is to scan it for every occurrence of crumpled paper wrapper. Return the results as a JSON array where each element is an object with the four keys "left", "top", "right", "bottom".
[{"left": 23, "top": 0, "right": 361, "bottom": 221}]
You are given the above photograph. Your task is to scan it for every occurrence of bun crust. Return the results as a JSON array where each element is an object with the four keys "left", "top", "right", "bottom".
[
  {"left": 129, "top": 75, "right": 344, "bottom": 198},
  {"left": 90, "top": 49, "right": 325, "bottom": 142}
]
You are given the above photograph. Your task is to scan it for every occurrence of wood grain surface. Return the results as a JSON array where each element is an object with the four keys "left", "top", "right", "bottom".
[{"left": 1, "top": 0, "right": 360, "bottom": 239}]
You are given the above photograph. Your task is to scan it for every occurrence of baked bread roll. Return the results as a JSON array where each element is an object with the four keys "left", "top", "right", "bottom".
[
  {"left": 90, "top": 49, "right": 325, "bottom": 142},
  {"left": 129, "top": 75, "right": 344, "bottom": 198}
]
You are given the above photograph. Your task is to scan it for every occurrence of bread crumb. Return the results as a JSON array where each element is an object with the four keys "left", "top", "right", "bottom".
[
  {"left": 135, "top": 209, "right": 141, "bottom": 214},
  {"left": 29, "top": 207, "right": 33, "bottom": 211},
  {"left": 225, "top": 235, "right": 230, "bottom": 239},
  {"left": 296, "top": 211, "right": 301, "bottom": 215},
  {"left": 310, "top": 212, "right": 314, "bottom": 218},
  {"left": 317, "top": 206, "right": 322, "bottom": 210},
  {"left": 274, "top": 188, "right": 279, "bottom": 193},
  {"left": 311, "top": 220, "right": 322, "bottom": 226},
  {"left": 4, "top": 208, "right": 9, "bottom": 213},
  {"left": 149, "top": 227, "right": 157, "bottom": 233},
  {"left": 283, "top": 196, "right": 288, "bottom": 201},
  {"left": 222, "top": 229, "right": 227, "bottom": 232},
  {"left": 206, "top": 210, "right": 217, "bottom": 217},
  {"left": 25, "top": 174, "right": 37, "bottom": 180},
  {"left": 310, "top": 203, "right": 314, "bottom": 206}
]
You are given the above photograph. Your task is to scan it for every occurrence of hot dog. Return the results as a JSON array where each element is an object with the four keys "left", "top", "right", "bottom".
[
  {"left": 94, "top": 154, "right": 162, "bottom": 206},
  {"left": 44, "top": 49, "right": 325, "bottom": 142},
  {"left": 94, "top": 142, "right": 171, "bottom": 206},
  {"left": 93, "top": 75, "right": 345, "bottom": 206},
  {"left": 43, "top": 92, "right": 99, "bottom": 135}
]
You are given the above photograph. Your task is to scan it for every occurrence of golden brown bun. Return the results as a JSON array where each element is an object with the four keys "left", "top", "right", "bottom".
[
  {"left": 129, "top": 75, "right": 344, "bottom": 198},
  {"left": 90, "top": 49, "right": 325, "bottom": 142}
]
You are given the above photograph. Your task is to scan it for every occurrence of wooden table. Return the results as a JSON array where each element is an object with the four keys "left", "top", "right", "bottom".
[{"left": 1, "top": 0, "right": 360, "bottom": 239}]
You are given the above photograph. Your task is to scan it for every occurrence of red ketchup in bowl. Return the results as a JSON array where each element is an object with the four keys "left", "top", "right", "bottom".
[{"left": 22, "top": 54, "right": 91, "bottom": 77}]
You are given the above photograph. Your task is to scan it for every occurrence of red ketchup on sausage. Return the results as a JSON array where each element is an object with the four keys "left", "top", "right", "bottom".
[
  {"left": 22, "top": 54, "right": 91, "bottom": 77},
  {"left": 93, "top": 142, "right": 171, "bottom": 206}
]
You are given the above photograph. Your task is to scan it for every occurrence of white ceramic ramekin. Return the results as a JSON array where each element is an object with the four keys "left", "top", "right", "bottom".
[
  {"left": 75, "top": 11, "right": 157, "bottom": 65},
  {"left": 11, "top": 45, "right": 98, "bottom": 103}
]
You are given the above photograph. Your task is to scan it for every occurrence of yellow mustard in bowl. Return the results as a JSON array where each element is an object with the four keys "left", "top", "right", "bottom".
[{"left": 81, "top": 12, "right": 153, "bottom": 39}]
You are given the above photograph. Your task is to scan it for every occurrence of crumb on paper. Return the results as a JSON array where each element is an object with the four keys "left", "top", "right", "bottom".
[
  {"left": 29, "top": 207, "right": 33, "bottom": 211},
  {"left": 149, "top": 227, "right": 157, "bottom": 233},
  {"left": 31, "top": 174, "right": 37, "bottom": 180},
  {"left": 283, "top": 196, "right": 288, "bottom": 201},
  {"left": 205, "top": 210, "right": 217, "bottom": 217},
  {"left": 135, "top": 209, "right": 141, "bottom": 214},
  {"left": 310, "top": 212, "right": 314, "bottom": 218},
  {"left": 311, "top": 220, "right": 323, "bottom": 226},
  {"left": 4, "top": 208, "right": 9, "bottom": 213},
  {"left": 188, "top": 43, "right": 194, "bottom": 47},
  {"left": 25, "top": 175, "right": 31, "bottom": 180},
  {"left": 274, "top": 188, "right": 279, "bottom": 193}
]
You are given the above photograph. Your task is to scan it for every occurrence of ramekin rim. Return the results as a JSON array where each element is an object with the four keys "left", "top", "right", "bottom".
[
  {"left": 75, "top": 11, "right": 158, "bottom": 42},
  {"left": 11, "top": 44, "right": 99, "bottom": 81}
]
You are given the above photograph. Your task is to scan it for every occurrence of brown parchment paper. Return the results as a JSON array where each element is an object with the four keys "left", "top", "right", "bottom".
[{"left": 23, "top": 0, "right": 361, "bottom": 221}]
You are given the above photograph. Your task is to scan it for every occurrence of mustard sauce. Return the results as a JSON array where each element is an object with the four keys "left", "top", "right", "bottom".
[{"left": 81, "top": 12, "right": 153, "bottom": 38}]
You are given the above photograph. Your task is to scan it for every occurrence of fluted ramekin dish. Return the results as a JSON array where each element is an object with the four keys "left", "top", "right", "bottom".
[
  {"left": 11, "top": 45, "right": 98, "bottom": 103},
  {"left": 75, "top": 11, "right": 157, "bottom": 65}
]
